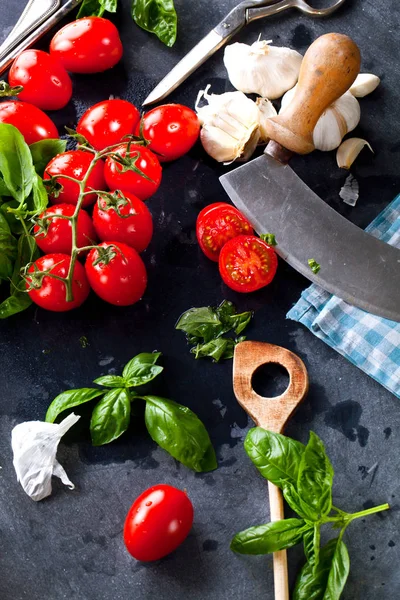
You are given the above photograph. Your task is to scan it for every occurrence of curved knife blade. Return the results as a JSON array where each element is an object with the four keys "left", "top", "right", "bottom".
[{"left": 220, "top": 155, "right": 400, "bottom": 322}]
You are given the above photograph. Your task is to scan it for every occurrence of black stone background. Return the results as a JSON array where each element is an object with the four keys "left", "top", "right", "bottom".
[{"left": 0, "top": 1, "right": 399, "bottom": 599}]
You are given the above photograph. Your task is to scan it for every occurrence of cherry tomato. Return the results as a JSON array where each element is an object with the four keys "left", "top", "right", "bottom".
[
  {"left": 44, "top": 150, "right": 106, "bottom": 208},
  {"left": 50, "top": 17, "right": 123, "bottom": 74},
  {"left": 85, "top": 241, "right": 147, "bottom": 306},
  {"left": 137, "top": 104, "right": 200, "bottom": 162},
  {"left": 76, "top": 99, "right": 140, "bottom": 151},
  {"left": 0, "top": 100, "right": 58, "bottom": 145},
  {"left": 9, "top": 50, "right": 72, "bottom": 111},
  {"left": 219, "top": 235, "right": 278, "bottom": 293},
  {"left": 93, "top": 191, "right": 153, "bottom": 252},
  {"left": 26, "top": 253, "right": 90, "bottom": 311},
  {"left": 124, "top": 485, "right": 194, "bottom": 562},
  {"left": 33, "top": 204, "right": 96, "bottom": 255},
  {"left": 196, "top": 202, "right": 254, "bottom": 262},
  {"left": 104, "top": 144, "right": 162, "bottom": 201}
]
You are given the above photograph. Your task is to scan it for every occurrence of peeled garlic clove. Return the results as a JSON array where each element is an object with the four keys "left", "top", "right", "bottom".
[
  {"left": 223, "top": 39, "right": 302, "bottom": 100},
  {"left": 256, "top": 98, "right": 277, "bottom": 143},
  {"left": 196, "top": 86, "right": 261, "bottom": 163},
  {"left": 349, "top": 73, "right": 380, "bottom": 98},
  {"left": 281, "top": 88, "right": 360, "bottom": 151},
  {"left": 336, "top": 138, "right": 374, "bottom": 169},
  {"left": 11, "top": 413, "right": 80, "bottom": 501}
]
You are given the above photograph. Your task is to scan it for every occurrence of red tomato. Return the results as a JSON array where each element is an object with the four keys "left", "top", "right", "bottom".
[
  {"left": 219, "top": 235, "right": 278, "bottom": 293},
  {"left": 44, "top": 150, "right": 106, "bottom": 208},
  {"left": 9, "top": 50, "right": 72, "bottom": 111},
  {"left": 33, "top": 204, "right": 96, "bottom": 255},
  {"left": 196, "top": 202, "right": 254, "bottom": 262},
  {"left": 50, "top": 17, "right": 123, "bottom": 74},
  {"left": 0, "top": 100, "right": 58, "bottom": 144},
  {"left": 124, "top": 485, "right": 194, "bottom": 562},
  {"left": 85, "top": 241, "right": 147, "bottom": 306},
  {"left": 76, "top": 99, "right": 140, "bottom": 151},
  {"left": 104, "top": 144, "right": 162, "bottom": 201},
  {"left": 26, "top": 253, "right": 90, "bottom": 311},
  {"left": 137, "top": 104, "right": 200, "bottom": 162},
  {"left": 93, "top": 191, "right": 153, "bottom": 252}
]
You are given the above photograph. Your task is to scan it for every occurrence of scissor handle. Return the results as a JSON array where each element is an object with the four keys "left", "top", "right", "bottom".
[{"left": 247, "top": 0, "right": 347, "bottom": 23}]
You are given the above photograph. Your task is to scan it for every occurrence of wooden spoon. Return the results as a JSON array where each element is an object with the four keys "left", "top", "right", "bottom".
[{"left": 233, "top": 341, "right": 309, "bottom": 600}]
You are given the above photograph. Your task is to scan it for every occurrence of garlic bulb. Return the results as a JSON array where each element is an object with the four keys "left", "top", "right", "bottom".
[
  {"left": 256, "top": 98, "right": 278, "bottom": 143},
  {"left": 223, "top": 39, "right": 303, "bottom": 100},
  {"left": 12, "top": 413, "right": 80, "bottom": 501},
  {"left": 336, "top": 138, "right": 373, "bottom": 169},
  {"left": 350, "top": 74, "right": 380, "bottom": 98},
  {"left": 196, "top": 86, "right": 261, "bottom": 163},
  {"left": 281, "top": 87, "right": 360, "bottom": 151}
]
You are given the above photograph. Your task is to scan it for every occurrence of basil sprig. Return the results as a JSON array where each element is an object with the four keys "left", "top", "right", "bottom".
[
  {"left": 231, "top": 428, "right": 389, "bottom": 600},
  {"left": 176, "top": 300, "right": 253, "bottom": 362},
  {"left": 45, "top": 352, "right": 217, "bottom": 473}
]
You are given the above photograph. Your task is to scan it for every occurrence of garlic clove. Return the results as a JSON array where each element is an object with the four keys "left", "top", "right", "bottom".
[
  {"left": 256, "top": 98, "right": 277, "bottom": 143},
  {"left": 349, "top": 73, "right": 380, "bottom": 98},
  {"left": 281, "top": 87, "right": 360, "bottom": 151},
  {"left": 223, "top": 39, "right": 303, "bottom": 100},
  {"left": 336, "top": 138, "right": 374, "bottom": 169}
]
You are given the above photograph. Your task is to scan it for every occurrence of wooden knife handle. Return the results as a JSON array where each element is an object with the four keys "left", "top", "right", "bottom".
[
  {"left": 264, "top": 33, "right": 361, "bottom": 160},
  {"left": 268, "top": 481, "right": 289, "bottom": 600}
]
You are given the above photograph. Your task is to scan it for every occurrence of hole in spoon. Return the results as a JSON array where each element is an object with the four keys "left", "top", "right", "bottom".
[{"left": 251, "top": 363, "right": 289, "bottom": 398}]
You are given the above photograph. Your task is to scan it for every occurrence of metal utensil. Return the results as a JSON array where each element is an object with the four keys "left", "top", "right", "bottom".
[
  {"left": 233, "top": 340, "right": 309, "bottom": 600},
  {"left": 220, "top": 33, "right": 400, "bottom": 322},
  {"left": 0, "top": 0, "right": 82, "bottom": 76},
  {"left": 143, "top": 0, "right": 347, "bottom": 106}
]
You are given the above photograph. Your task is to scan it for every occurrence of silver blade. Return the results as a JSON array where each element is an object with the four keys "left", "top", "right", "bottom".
[
  {"left": 143, "top": 30, "right": 226, "bottom": 106},
  {"left": 220, "top": 155, "right": 400, "bottom": 322}
]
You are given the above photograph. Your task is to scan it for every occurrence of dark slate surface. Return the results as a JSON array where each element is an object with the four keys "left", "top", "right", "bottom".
[{"left": 0, "top": 1, "right": 399, "bottom": 599}]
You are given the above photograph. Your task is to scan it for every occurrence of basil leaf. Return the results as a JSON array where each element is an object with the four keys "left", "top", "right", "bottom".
[
  {"left": 231, "top": 518, "right": 308, "bottom": 555},
  {"left": 0, "top": 234, "right": 39, "bottom": 319},
  {"left": 176, "top": 306, "right": 223, "bottom": 342},
  {"left": 0, "top": 200, "right": 25, "bottom": 234},
  {"left": 293, "top": 538, "right": 350, "bottom": 600},
  {"left": 0, "top": 123, "right": 34, "bottom": 203},
  {"left": 30, "top": 139, "right": 67, "bottom": 177},
  {"left": 297, "top": 432, "right": 334, "bottom": 518},
  {"left": 144, "top": 395, "right": 217, "bottom": 472},
  {"left": 122, "top": 352, "right": 163, "bottom": 386},
  {"left": 244, "top": 427, "right": 305, "bottom": 489},
  {"left": 283, "top": 482, "right": 320, "bottom": 521},
  {"left": 93, "top": 375, "right": 127, "bottom": 388},
  {"left": 0, "top": 212, "right": 17, "bottom": 280},
  {"left": 29, "top": 173, "right": 48, "bottom": 215},
  {"left": 45, "top": 388, "right": 105, "bottom": 423},
  {"left": 0, "top": 176, "right": 11, "bottom": 196},
  {"left": 216, "top": 300, "right": 253, "bottom": 335},
  {"left": 90, "top": 388, "right": 131, "bottom": 446},
  {"left": 131, "top": 0, "right": 177, "bottom": 48},
  {"left": 304, "top": 525, "right": 321, "bottom": 572},
  {"left": 191, "top": 338, "right": 233, "bottom": 362},
  {"left": 100, "top": 0, "right": 118, "bottom": 10}
]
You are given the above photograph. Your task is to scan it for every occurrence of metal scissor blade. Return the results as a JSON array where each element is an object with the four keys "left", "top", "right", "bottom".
[
  {"left": 143, "top": 29, "right": 228, "bottom": 106},
  {"left": 0, "top": 0, "right": 60, "bottom": 62}
]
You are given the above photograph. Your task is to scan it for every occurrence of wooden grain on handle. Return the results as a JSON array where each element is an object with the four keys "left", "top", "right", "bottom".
[
  {"left": 268, "top": 481, "right": 289, "bottom": 600},
  {"left": 264, "top": 33, "right": 361, "bottom": 158}
]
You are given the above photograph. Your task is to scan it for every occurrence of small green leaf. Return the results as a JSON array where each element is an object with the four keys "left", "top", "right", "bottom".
[
  {"left": 176, "top": 306, "right": 222, "bottom": 342},
  {"left": 260, "top": 233, "right": 277, "bottom": 246},
  {"left": 77, "top": 0, "right": 105, "bottom": 17},
  {"left": 303, "top": 525, "right": 321, "bottom": 572},
  {"left": 293, "top": 537, "right": 350, "bottom": 600},
  {"left": 0, "top": 123, "right": 35, "bottom": 203},
  {"left": 244, "top": 427, "right": 305, "bottom": 489},
  {"left": 297, "top": 432, "right": 334, "bottom": 518},
  {"left": 93, "top": 375, "right": 127, "bottom": 388},
  {"left": 0, "top": 212, "right": 17, "bottom": 280},
  {"left": 100, "top": 0, "right": 118, "bottom": 10},
  {"left": 231, "top": 519, "right": 309, "bottom": 555},
  {"left": 45, "top": 388, "right": 105, "bottom": 423},
  {"left": 144, "top": 395, "right": 217, "bottom": 472},
  {"left": 30, "top": 139, "right": 67, "bottom": 177},
  {"left": 283, "top": 482, "right": 320, "bottom": 522},
  {"left": 131, "top": 0, "right": 177, "bottom": 47},
  {"left": 90, "top": 388, "right": 131, "bottom": 446},
  {"left": 0, "top": 176, "right": 11, "bottom": 196},
  {"left": 122, "top": 352, "right": 163, "bottom": 386},
  {"left": 308, "top": 258, "right": 321, "bottom": 274},
  {"left": 29, "top": 173, "right": 48, "bottom": 215},
  {"left": 216, "top": 300, "right": 253, "bottom": 335},
  {"left": 191, "top": 338, "right": 233, "bottom": 362}
]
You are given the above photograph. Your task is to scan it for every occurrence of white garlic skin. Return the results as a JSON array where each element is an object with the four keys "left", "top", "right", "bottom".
[
  {"left": 349, "top": 73, "right": 380, "bottom": 98},
  {"left": 256, "top": 98, "right": 278, "bottom": 143},
  {"left": 336, "top": 137, "right": 373, "bottom": 169},
  {"left": 223, "top": 40, "right": 303, "bottom": 100},
  {"left": 281, "top": 87, "right": 360, "bottom": 151}
]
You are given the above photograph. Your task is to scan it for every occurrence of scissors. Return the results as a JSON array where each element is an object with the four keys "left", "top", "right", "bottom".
[{"left": 143, "top": 0, "right": 347, "bottom": 106}]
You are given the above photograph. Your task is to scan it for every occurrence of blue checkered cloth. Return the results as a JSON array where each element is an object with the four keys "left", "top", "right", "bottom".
[{"left": 287, "top": 195, "right": 400, "bottom": 399}]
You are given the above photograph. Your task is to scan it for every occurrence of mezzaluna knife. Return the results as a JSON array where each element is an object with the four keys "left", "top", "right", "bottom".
[{"left": 220, "top": 33, "right": 400, "bottom": 322}]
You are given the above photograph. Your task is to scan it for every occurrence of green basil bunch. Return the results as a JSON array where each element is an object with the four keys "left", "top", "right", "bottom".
[
  {"left": 45, "top": 352, "right": 217, "bottom": 473},
  {"left": 78, "top": 0, "right": 178, "bottom": 48},
  {"left": 176, "top": 300, "right": 253, "bottom": 362},
  {"left": 0, "top": 124, "right": 66, "bottom": 318},
  {"left": 231, "top": 428, "right": 389, "bottom": 599}
]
